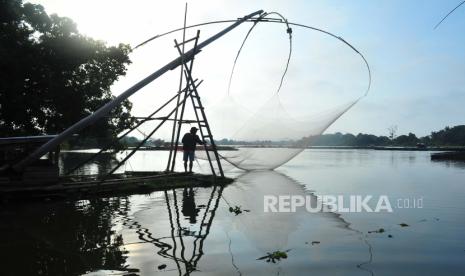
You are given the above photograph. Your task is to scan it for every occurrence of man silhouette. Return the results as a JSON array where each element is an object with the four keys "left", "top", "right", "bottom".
[{"left": 181, "top": 127, "right": 204, "bottom": 173}]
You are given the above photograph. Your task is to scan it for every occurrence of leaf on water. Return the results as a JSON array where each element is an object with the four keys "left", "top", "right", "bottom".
[
  {"left": 257, "top": 250, "right": 290, "bottom": 263},
  {"left": 368, "top": 228, "right": 385, "bottom": 233},
  {"left": 228, "top": 205, "right": 249, "bottom": 216},
  {"left": 388, "top": 234, "right": 393, "bottom": 238},
  {"left": 311, "top": 241, "right": 320, "bottom": 245},
  {"left": 399, "top": 223, "right": 409, "bottom": 227},
  {"left": 158, "top": 264, "right": 167, "bottom": 270}
]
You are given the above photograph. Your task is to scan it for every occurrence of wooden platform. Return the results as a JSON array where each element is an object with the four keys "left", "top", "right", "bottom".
[{"left": 0, "top": 172, "right": 233, "bottom": 200}]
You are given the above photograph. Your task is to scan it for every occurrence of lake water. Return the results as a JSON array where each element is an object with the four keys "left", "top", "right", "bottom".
[{"left": 1, "top": 149, "right": 464, "bottom": 275}]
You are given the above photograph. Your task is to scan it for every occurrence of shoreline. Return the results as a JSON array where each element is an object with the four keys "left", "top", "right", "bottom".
[{"left": 63, "top": 146, "right": 465, "bottom": 152}]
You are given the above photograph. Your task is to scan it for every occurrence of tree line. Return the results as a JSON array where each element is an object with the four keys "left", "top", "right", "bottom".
[
  {"left": 301, "top": 125, "right": 465, "bottom": 147},
  {"left": 219, "top": 125, "right": 465, "bottom": 147},
  {"left": 119, "top": 125, "right": 465, "bottom": 148},
  {"left": 292, "top": 125, "right": 465, "bottom": 147}
]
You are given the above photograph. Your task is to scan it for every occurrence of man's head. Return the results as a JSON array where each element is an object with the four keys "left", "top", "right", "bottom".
[{"left": 190, "top": 127, "right": 198, "bottom": 134}]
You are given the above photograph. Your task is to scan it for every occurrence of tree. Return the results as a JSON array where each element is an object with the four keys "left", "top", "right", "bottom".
[
  {"left": 0, "top": 0, "right": 134, "bottom": 140},
  {"left": 387, "top": 125, "right": 398, "bottom": 141},
  {"left": 354, "top": 133, "right": 379, "bottom": 146},
  {"left": 430, "top": 125, "right": 465, "bottom": 146},
  {"left": 394, "top": 133, "right": 419, "bottom": 146}
]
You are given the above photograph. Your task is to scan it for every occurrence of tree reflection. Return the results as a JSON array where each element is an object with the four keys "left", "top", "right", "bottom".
[
  {"left": 59, "top": 152, "right": 118, "bottom": 176},
  {"left": 0, "top": 197, "right": 130, "bottom": 276}
]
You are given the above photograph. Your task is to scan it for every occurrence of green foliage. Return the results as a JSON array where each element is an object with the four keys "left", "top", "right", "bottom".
[
  {"left": 299, "top": 125, "right": 465, "bottom": 147},
  {"left": 119, "top": 136, "right": 166, "bottom": 148},
  {"left": 393, "top": 133, "right": 420, "bottom": 146},
  {"left": 430, "top": 125, "right": 465, "bottom": 146},
  {"left": 216, "top": 125, "right": 465, "bottom": 147},
  {"left": 368, "top": 228, "right": 385, "bottom": 233},
  {"left": 121, "top": 136, "right": 140, "bottom": 147},
  {"left": 301, "top": 132, "right": 393, "bottom": 147},
  {"left": 228, "top": 205, "right": 250, "bottom": 216},
  {"left": 257, "top": 250, "right": 290, "bottom": 263},
  {"left": 0, "top": 0, "right": 134, "bottom": 138}
]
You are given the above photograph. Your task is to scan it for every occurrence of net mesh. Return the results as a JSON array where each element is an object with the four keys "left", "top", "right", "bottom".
[{"left": 195, "top": 15, "right": 370, "bottom": 171}]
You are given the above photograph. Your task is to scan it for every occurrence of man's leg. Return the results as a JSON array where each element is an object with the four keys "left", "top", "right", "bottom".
[
  {"left": 189, "top": 151, "right": 194, "bottom": 173},
  {"left": 183, "top": 151, "right": 188, "bottom": 172}
]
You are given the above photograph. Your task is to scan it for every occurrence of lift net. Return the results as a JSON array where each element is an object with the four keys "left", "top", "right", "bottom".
[
  {"left": 194, "top": 15, "right": 371, "bottom": 171},
  {"left": 131, "top": 12, "right": 371, "bottom": 172}
]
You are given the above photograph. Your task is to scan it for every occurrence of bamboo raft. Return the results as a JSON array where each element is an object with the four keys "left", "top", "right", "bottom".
[{"left": 0, "top": 172, "right": 233, "bottom": 200}]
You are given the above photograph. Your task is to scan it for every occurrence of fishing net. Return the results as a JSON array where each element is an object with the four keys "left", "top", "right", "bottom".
[
  {"left": 192, "top": 13, "right": 371, "bottom": 171},
  {"left": 201, "top": 95, "right": 362, "bottom": 170}
]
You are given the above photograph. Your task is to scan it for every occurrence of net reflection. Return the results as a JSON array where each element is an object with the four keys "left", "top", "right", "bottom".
[
  {"left": 219, "top": 170, "right": 374, "bottom": 276},
  {"left": 221, "top": 170, "right": 356, "bottom": 252}
]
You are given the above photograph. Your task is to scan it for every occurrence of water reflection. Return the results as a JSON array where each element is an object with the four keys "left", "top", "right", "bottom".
[
  {"left": 165, "top": 186, "right": 223, "bottom": 275},
  {"left": 0, "top": 197, "right": 130, "bottom": 276},
  {"left": 3, "top": 150, "right": 465, "bottom": 275},
  {"left": 182, "top": 188, "right": 200, "bottom": 224},
  {"left": 223, "top": 171, "right": 307, "bottom": 251},
  {"left": 219, "top": 170, "right": 373, "bottom": 276},
  {"left": 0, "top": 186, "right": 226, "bottom": 276},
  {"left": 60, "top": 151, "right": 120, "bottom": 176},
  {"left": 431, "top": 159, "right": 465, "bottom": 169},
  {"left": 0, "top": 169, "right": 377, "bottom": 276},
  {"left": 225, "top": 171, "right": 358, "bottom": 250},
  {"left": 116, "top": 185, "right": 225, "bottom": 276}
]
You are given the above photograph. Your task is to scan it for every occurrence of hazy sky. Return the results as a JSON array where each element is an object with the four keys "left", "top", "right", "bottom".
[{"left": 29, "top": 0, "right": 465, "bottom": 138}]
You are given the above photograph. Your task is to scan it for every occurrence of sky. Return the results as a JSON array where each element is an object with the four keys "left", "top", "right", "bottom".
[{"left": 29, "top": 0, "right": 465, "bottom": 139}]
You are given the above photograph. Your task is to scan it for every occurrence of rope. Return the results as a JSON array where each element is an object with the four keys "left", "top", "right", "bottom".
[
  {"left": 434, "top": 0, "right": 465, "bottom": 29},
  {"left": 133, "top": 16, "right": 371, "bottom": 96},
  {"left": 227, "top": 12, "right": 293, "bottom": 96}
]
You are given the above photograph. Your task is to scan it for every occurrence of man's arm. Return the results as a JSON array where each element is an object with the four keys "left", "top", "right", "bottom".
[{"left": 195, "top": 135, "right": 205, "bottom": 145}]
